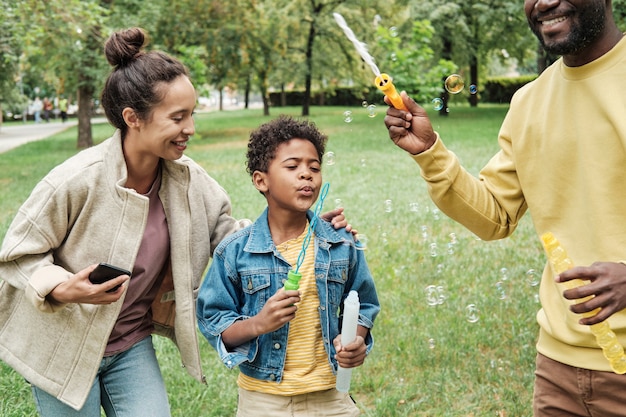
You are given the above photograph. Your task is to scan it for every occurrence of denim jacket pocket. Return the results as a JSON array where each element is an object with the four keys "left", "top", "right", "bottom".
[{"left": 240, "top": 273, "right": 272, "bottom": 316}]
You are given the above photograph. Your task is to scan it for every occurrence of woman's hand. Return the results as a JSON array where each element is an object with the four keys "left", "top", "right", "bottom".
[{"left": 48, "top": 264, "right": 129, "bottom": 305}]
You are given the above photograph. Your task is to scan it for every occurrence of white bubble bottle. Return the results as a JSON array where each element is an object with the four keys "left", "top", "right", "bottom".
[
  {"left": 541, "top": 232, "right": 626, "bottom": 374},
  {"left": 336, "top": 291, "right": 360, "bottom": 392}
]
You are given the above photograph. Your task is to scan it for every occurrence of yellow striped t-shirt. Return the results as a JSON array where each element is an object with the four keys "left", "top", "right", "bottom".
[{"left": 238, "top": 224, "right": 336, "bottom": 395}]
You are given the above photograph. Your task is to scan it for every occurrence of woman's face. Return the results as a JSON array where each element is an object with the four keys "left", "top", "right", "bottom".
[{"left": 134, "top": 75, "right": 196, "bottom": 161}]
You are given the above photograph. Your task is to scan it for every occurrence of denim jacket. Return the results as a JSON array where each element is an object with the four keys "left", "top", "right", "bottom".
[{"left": 196, "top": 208, "right": 380, "bottom": 383}]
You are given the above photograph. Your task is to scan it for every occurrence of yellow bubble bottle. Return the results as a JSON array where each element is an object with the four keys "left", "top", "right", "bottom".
[{"left": 541, "top": 232, "right": 626, "bottom": 374}]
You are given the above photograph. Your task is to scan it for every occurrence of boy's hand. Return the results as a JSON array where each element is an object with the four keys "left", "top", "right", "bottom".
[
  {"left": 333, "top": 334, "right": 367, "bottom": 368},
  {"left": 253, "top": 289, "right": 301, "bottom": 334}
]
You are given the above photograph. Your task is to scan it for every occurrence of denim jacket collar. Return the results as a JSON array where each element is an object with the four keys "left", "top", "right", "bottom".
[{"left": 244, "top": 208, "right": 346, "bottom": 254}]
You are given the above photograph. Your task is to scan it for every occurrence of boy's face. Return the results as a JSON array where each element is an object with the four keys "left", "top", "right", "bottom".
[{"left": 254, "top": 138, "right": 322, "bottom": 214}]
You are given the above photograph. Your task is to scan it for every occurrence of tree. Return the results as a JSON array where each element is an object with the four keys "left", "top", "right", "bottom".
[
  {"left": 0, "top": 1, "right": 29, "bottom": 131},
  {"left": 15, "top": 0, "right": 110, "bottom": 148},
  {"left": 410, "top": 0, "right": 535, "bottom": 109}
]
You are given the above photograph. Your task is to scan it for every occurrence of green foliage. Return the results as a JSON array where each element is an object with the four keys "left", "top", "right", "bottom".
[
  {"left": 0, "top": 105, "right": 539, "bottom": 416},
  {"left": 374, "top": 20, "right": 457, "bottom": 105}
]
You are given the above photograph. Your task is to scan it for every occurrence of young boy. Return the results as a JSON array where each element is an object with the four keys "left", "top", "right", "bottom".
[{"left": 196, "top": 115, "right": 380, "bottom": 416}]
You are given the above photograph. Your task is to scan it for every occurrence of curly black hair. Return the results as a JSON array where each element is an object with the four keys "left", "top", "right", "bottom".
[{"left": 246, "top": 115, "right": 327, "bottom": 175}]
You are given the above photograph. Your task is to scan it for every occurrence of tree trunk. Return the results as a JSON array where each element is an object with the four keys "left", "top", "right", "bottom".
[
  {"left": 244, "top": 75, "right": 250, "bottom": 109},
  {"left": 302, "top": 18, "right": 316, "bottom": 117},
  {"left": 439, "top": 38, "right": 453, "bottom": 117},
  {"left": 76, "top": 85, "right": 94, "bottom": 148},
  {"left": 469, "top": 54, "right": 479, "bottom": 107}
]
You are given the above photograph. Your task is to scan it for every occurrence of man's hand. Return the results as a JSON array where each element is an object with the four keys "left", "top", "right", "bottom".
[
  {"left": 557, "top": 262, "right": 626, "bottom": 325},
  {"left": 384, "top": 91, "right": 437, "bottom": 155}
]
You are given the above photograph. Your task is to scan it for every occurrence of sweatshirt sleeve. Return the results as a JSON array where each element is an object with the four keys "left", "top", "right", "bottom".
[{"left": 411, "top": 130, "right": 527, "bottom": 241}]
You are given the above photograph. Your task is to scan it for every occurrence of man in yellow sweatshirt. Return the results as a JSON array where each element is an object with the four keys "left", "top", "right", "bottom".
[{"left": 384, "top": 1, "right": 626, "bottom": 416}]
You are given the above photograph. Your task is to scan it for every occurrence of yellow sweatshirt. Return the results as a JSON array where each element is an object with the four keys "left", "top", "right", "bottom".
[{"left": 412, "top": 36, "right": 626, "bottom": 372}]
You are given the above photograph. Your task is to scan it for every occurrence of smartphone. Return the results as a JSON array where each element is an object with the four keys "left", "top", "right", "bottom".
[{"left": 89, "top": 262, "right": 131, "bottom": 293}]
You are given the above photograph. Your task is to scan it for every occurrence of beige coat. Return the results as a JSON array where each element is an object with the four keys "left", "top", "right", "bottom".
[{"left": 0, "top": 131, "right": 248, "bottom": 410}]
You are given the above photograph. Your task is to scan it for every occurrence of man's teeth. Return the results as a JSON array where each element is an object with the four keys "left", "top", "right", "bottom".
[{"left": 542, "top": 16, "right": 566, "bottom": 26}]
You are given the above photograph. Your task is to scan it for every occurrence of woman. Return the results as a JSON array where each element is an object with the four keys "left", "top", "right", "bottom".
[{"left": 0, "top": 27, "right": 348, "bottom": 416}]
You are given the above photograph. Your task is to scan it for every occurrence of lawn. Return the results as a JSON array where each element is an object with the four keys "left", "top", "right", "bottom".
[{"left": 0, "top": 102, "right": 541, "bottom": 416}]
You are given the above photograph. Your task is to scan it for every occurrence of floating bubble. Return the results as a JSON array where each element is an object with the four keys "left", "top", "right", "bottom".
[
  {"left": 381, "top": 232, "right": 388, "bottom": 246},
  {"left": 360, "top": 158, "right": 367, "bottom": 167},
  {"left": 431, "top": 98, "right": 444, "bottom": 111},
  {"left": 444, "top": 74, "right": 465, "bottom": 94},
  {"left": 325, "top": 151, "right": 335, "bottom": 165},
  {"left": 500, "top": 267, "right": 509, "bottom": 281},
  {"left": 449, "top": 233, "right": 458, "bottom": 244},
  {"left": 429, "top": 242, "right": 438, "bottom": 257},
  {"left": 384, "top": 199, "right": 393, "bottom": 213},
  {"left": 343, "top": 110, "right": 352, "bottom": 123},
  {"left": 466, "top": 304, "right": 480, "bottom": 323},
  {"left": 334, "top": 198, "right": 343, "bottom": 208},
  {"left": 420, "top": 225, "right": 429, "bottom": 240},
  {"left": 431, "top": 207, "right": 440, "bottom": 220},
  {"left": 390, "top": 53, "right": 397, "bottom": 62},
  {"left": 355, "top": 234, "right": 368, "bottom": 250},
  {"left": 495, "top": 281, "right": 507, "bottom": 300},
  {"left": 367, "top": 104, "right": 377, "bottom": 118},
  {"left": 409, "top": 202, "right": 420, "bottom": 212},
  {"left": 389, "top": 26, "right": 398, "bottom": 37},
  {"left": 526, "top": 269, "right": 539, "bottom": 286},
  {"left": 437, "top": 264, "right": 444, "bottom": 274},
  {"left": 428, "top": 338, "right": 436, "bottom": 350},
  {"left": 362, "top": 101, "right": 368, "bottom": 108},
  {"left": 447, "top": 242, "right": 455, "bottom": 255},
  {"left": 436, "top": 286, "right": 446, "bottom": 304},
  {"left": 469, "top": 84, "right": 477, "bottom": 94},
  {"left": 425, "top": 285, "right": 439, "bottom": 306}
]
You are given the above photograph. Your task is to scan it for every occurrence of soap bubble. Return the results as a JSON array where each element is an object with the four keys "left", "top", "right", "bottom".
[
  {"left": 444, "top": 74, "right": 465, "bottom": 94},
  {"left": 469, "top": 84, "right": 477, "bottom": 94},
  {"left": 355, "top": 234, "right": 368, "bottom": 250},
  {"left": 429, "top": 242, "right": 438, "bottom": 257},
  {"left": 334, "top": 198, "right": 343, "bottom": 208},
  {"left": 431, "top": 98, "right": 444, "bottom": 111},
  {"left": 466, "top": 304, "right": 480, "bottom": 323},
  {"left": 325, "top": 151, "right": 335, "bottom": 165},
  {"left": 384, "top": 199, "right": 393, "bottom": 213},
  {"left": 362, "top": 101, "right": 368, "bottom": 108},
  {"left": 428, "top": 338, "right": 436, "bottom": 350},
  {"left": 389, "top": 26, "right": 398, "bottom": 37},
  {"left": 360, "top": 158, "right": 367, "bottom": 167},
  {"left": 495, "top": 281, "right": 507, "bottom": 300},
  {"left": 343, "top": 110, "right": 352, "bottom": 123},
  {"left": 409, "top": 202, "right": 420, "bottom": 212},
  {"left": 367, "top": 104, "right": 377, "bottom": 118},
  {"left": 526, "top": 269, "right": 539, "bottom": 287},
  {"left": 436, "top": 286, "right": 446, "bottom": 304},
  {"left": 425, "top": 285, "right": 439, "bottom": 306},
  {"left": 499, "top": 267, "right": 509, "bottom": 281},
  {"left": 390, "top": 53, "right": 397, "bottom": 62}
]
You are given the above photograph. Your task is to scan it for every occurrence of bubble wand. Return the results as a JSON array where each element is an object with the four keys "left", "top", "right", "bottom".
[
  {"left": 333, "top": 13, "right": 407, "bottom": 111},
  {"left": 541, "top": 232, "right": 626, "bottom": 374},
  {"left": 283, "top": 183, "right": 330, "bottom": 290}
]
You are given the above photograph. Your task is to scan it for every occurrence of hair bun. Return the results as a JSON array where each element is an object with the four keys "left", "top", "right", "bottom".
[{"left": 104, "top": 27, "right": 147, "bottom": 67}]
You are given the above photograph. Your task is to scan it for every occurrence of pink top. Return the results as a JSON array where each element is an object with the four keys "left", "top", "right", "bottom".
[{"left": 105, "top": 170, "right": 170, "bottom": 355}]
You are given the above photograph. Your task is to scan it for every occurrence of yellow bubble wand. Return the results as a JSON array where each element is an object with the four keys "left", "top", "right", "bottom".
[{"left": 333, "top": 13, "right": 407, "bottom": 111}]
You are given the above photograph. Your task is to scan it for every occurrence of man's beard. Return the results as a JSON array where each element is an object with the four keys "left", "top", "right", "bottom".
[{"left": 531, "top": 2, "right": 606, "bottom": 56}]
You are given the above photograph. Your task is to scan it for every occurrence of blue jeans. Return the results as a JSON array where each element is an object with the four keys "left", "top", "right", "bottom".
[{"left": 31, "top": 336, "right": 170, "bottom": 417}]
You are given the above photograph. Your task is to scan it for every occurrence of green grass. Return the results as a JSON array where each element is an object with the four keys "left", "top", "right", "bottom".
[{"left": 0, "top": 103, "right": 541, "bottom": 416}]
